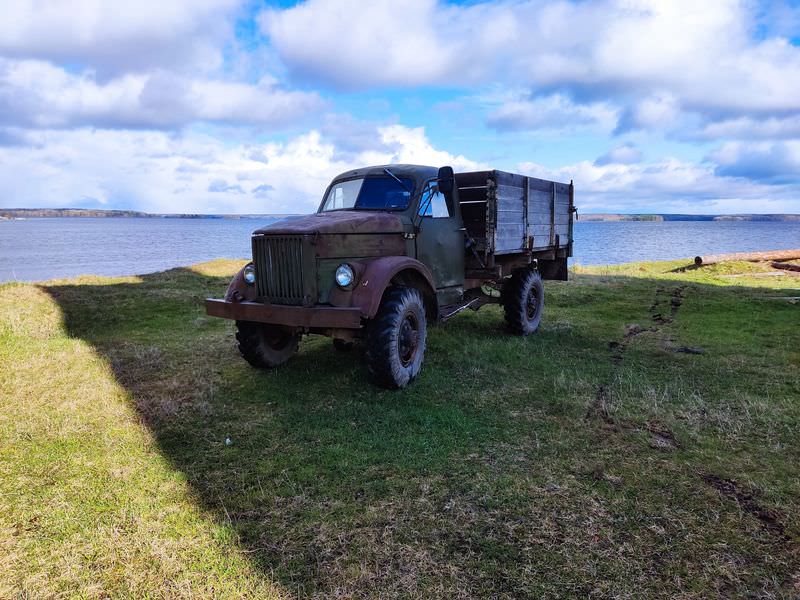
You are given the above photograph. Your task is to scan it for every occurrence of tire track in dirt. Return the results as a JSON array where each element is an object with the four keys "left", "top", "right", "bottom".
[
  {"left": 585, "top": 284, "right": 797, "bottom": 585},
  {"left": 700, "top": 472, "right": 799, "bottom": 595},
  {"left": 700, "top": 473, "right": 791, "bottom": 542},
  {"left": 585, "top": 285, "right": 686, "bottom": 444}
]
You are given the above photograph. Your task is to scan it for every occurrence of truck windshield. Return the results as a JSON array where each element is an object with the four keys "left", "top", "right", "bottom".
[{"left": 320, "top": 176, "right": 415, "bottom": 212}]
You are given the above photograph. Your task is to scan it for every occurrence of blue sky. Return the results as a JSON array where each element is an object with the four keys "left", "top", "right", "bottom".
[{"left": 1, "top": 0, "right": 799, "bottom": 214}]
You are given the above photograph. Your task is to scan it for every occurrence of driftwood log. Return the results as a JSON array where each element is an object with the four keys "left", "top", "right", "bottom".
[
  {"left": 771, "top": 261, "right": 800, "bottom": 272},
  {"left": 694, "top": 249, "right": 800, "bottom": 266}
]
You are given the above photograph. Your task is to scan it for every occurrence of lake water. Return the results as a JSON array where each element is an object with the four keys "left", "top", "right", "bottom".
[{"left": 1, "top": 217, "right": 798, "bottom": 282}]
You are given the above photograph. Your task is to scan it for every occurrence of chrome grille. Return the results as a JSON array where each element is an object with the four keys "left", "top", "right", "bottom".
[{"left": 252, "top": 235, "right": 304, "bottom": 304}]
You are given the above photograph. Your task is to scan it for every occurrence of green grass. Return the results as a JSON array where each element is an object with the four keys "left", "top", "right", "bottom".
[{"left": 1, "top": 258, "right": 799, "bottom": 598}]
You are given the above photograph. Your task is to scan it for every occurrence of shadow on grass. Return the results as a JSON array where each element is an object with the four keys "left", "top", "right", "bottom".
[{"left": 40, "top": 266, "right": 800, "bottom": 597}]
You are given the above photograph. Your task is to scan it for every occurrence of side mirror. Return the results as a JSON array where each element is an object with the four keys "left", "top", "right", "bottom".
[{"left": 437, "top": 166, "right": 454, "bottom": 194}]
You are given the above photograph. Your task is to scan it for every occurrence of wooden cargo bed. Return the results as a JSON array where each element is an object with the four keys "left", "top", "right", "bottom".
[{"left": 455, "top": 170, "right": 574, "bottom": 260}]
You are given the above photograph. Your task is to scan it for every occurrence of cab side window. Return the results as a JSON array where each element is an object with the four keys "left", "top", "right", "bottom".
[{"left": 418, "top": 187, "right": 451, "bottom": 218}]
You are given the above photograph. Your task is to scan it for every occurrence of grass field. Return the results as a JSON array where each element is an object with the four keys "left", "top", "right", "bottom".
[{"left": 1, "top": 258, "right": 798, "bottom": 598}]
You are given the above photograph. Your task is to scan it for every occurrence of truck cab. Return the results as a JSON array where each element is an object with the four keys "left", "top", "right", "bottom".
[
  {"left": 206, "top": 164, "right": 574, "bottom": 388},
  {"left": 316, "top": 164, "right": 465, "bottom": 305}
]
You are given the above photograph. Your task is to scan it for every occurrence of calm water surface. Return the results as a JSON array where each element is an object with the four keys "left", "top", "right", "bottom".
[{"left": 1, "top": 217, "right": 798, "bottom": 282}]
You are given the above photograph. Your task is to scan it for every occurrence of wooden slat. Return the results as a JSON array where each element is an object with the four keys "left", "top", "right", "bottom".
[
  {"left": 529, "top": 215, "right": 571, "bottom": 226},
  {"left": 455, "top": 171, "right": 492, "bottom": 188},
  {"left": 527, "top": 177, "right": 552, "bottom": 193},
  {"left": 529, "top": 225, "right": 552, "bottom": 237},
  {"left": 493, "top": 170, "right": 527, "bottom": 188}
]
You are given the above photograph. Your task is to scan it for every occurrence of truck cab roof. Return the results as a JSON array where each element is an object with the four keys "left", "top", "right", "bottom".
[{"left": 330, "top": 164, "right": 438, "bottom": 185}]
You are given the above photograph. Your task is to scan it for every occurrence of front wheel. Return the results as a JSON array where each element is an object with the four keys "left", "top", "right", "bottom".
[
  {"left": 502, "top": 268, "right": 544, "bottom": 335},
  {"left": 366, "top": 286, "right": 427, "bottom": 389},
  {"left": 235, "top": 321, "right": 300, "bottom": 368}
]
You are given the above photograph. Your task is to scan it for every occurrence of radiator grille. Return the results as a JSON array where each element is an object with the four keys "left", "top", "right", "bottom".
[{"left": 252, "top": 235, "right": 305, "bottom": 304}]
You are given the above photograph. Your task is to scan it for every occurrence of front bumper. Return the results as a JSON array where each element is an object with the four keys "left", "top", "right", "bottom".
[{"left": 205, "top": 299, "right": 363, "bottom": 329}]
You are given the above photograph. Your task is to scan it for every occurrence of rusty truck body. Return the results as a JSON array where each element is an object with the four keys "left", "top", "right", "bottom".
[{"left": 206, "top": 164, "right": 575, "bottom": 388}]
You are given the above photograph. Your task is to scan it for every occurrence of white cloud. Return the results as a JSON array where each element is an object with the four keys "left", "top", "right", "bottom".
[
  {"left": 0, "top": 58, "right": 325, "bottom": 129},
  {"left": 0, "top": 0, "right": 241, "bottom": 76},
  {"left": 259, "top": 0, "right": 457, "bottom": 88},
  {"left": 693, "top": 115, "right": 800, "bottom": 140},
  {"left": 320, "top": 113, "right": 401, "bottom": 156},
  {"left": 517, "top": 156, "right": 800, "bottom": 214},
  {"left": 371, "top": 125, "right": 482, "bottom": 172},
  {"left": 615, "top": 93, "right": 681, "bottom": 133},
  {"left": 2, "top": 121, "right": 795, "bottom": 216},
  {"left": 709, "top": 141, "right": 800, "bottom": 182},
  {"left": 262, "top": 0, "right": 800, "bottom": 134},
  {"left": 208, "top": 179, "right": 245, "bottom": 194},
  {"left": 594, "top": 144, "right": 643, "bottom": 166},
  {"left": 486, "top": 93, "right": 618, "bottom": 133},
  {"left": 0, "top": 125, "right": 483, "bottom": 214}
]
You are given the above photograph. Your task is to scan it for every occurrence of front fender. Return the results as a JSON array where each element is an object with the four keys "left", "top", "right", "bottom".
[
  {"left": 224, "top": 263, "right": 258, "bottom": 303},
  {"left": 340, "top": 256, "right": 437, "bottom": 319}
]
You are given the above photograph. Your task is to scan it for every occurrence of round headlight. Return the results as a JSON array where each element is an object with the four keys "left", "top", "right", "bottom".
[
  {"left": 243, "top": 264, "right": 256, "bottom": 285},
  {"left": 335, "top": 263, "right": 354, "bottom": 288}
]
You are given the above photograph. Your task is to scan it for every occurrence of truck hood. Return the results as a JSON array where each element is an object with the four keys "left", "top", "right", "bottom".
[{"left": 253, "top": 211, "right": 405, "bottom": 236}]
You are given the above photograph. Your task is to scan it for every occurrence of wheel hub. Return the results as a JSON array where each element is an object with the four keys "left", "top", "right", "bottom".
[
  {"left": 264, "top": 326, "right": 290, "bottom": 350},
  {"left": 526, "top": 287, "right": 539, "bottom": 320},
  {"left": 398, "top": 313, "right": 419, "bottom": 367}
]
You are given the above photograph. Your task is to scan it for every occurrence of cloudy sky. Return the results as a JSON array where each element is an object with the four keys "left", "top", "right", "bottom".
[{"left": 1, "top": 0, "right": 799, "bottom": 215}]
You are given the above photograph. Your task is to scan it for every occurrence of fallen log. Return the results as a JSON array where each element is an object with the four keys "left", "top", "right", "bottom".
[
  {"left": 694, "top": 249, "right": 800, "bottom": 266},
  {"left": 771, "top": 261, "right": 800, "bottom": 273}
]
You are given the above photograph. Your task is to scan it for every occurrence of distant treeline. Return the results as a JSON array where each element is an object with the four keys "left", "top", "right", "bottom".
[
  {"left": 579, "top": 213, "right": 800, "bottom": 222},
  {"left": 0, "top": 208, "right": 291, "bottom": 219}
]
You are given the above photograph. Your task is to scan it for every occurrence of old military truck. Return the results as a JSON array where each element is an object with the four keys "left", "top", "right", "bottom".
[{"left": 205, "top": 164, "right": 575, "bottom": 388}]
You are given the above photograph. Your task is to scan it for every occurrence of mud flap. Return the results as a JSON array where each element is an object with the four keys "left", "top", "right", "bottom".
[{"left": 538, "top": 258, "right": 568, "bottom": 281}]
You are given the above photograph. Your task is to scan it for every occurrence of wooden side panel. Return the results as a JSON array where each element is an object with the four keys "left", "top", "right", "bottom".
[
  {"left": 494, "top": 180, "right": 525, "bottom": 253},
  {"left": 553, "top": 181, "right": 571, "bottom": 249},
  {"left": 527, "top": 176, "right": 573, "bottom": 250},
  {"left": 456, "top": 169, "right": 574, "bottom": 259}
]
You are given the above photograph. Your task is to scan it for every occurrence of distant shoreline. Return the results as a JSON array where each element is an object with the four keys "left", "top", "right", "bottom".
[
  {"left": 1, "top": 208, "right": 799, "bottom": 222},
  {"left": 0, "top": 208, "right": 293, "bottom": 220},
  {"left": 577, "top": 213, "right": 800, "bottom": 222}
]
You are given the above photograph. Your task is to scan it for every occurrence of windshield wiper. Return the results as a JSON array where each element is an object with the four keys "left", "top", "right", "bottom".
[{"left": 383, "top": 168, "right": 411, "bottom": 193}]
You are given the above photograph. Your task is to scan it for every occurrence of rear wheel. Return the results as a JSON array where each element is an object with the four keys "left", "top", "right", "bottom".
[
  {"left": 235, "top": 321, "right": 300, "bottom": 368},
  {"left": 502, "top": 267, "right": 544, "bottom": 335},
  {"left": 366, "top": 286, "right": 427, "bottom": 389}
]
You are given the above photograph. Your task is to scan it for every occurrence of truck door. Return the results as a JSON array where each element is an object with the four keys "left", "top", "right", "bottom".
[{"left": 415, "top": 184, "right": 465, "bottom": 289}]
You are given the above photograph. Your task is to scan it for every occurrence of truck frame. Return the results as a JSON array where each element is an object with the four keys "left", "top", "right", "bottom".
[{"left": 206, "top": 164, "right": 575, "bottom": 388}]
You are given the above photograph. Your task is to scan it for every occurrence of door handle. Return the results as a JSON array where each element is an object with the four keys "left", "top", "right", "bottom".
[{"left": 456, "top": 227, "right": 466, "bottom": 232}]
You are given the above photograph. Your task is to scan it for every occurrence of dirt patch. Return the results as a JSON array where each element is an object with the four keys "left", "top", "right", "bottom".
[
  {"left": 586, "top": 384, "right": 615, "bottom": 425},
  {"left": 700, "top": 473, "right": 791, "bottom": 542},
  {"left": 650, "top": 285, "right": 686, "bottom": 324},
  {"left": 644, "top": 421, "right": 681, "bottom": 450}
]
